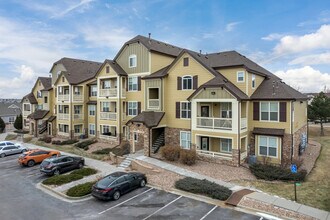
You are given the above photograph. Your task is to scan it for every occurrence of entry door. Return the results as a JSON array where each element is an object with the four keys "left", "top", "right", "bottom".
[
  {"left": 48, "top": 124, "right": 52, "bottom": 136},
  {"left": 201, "top": 106, "right": 210, "bottom": 117},
  {"left": 201, "top": 137, "right": 209, "bottom": 151}
]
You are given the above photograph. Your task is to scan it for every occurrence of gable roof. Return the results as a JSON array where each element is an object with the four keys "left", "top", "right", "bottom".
[
  {"left": 22, "top": 93, "right": 37, "bottom": 104},
  {"left": 39, "top": 77, "right": 52, "bottom": 91},
  {"left": 114, "top": 35, "right": 183, "bottom": 60},
  {"left": 127, "top": 111, "right": 165, "bottom": 128},
  {"left": 96, "top": 59, "right": 127, "bottom": 77},
  {"left": 143, "top": 65, "right": 170, "bottom": 79},
  {"left": 51, "top": 57, "right": 102, "bottom": 85},
  {"left": 28, "top": 110, "right": 49, "bottom": 120},
  {"left": 250, "top": 77, "right": 308, "bottom": 101},
  {"left": 0, "top": 102, "right": 21, "bottom": 117}
]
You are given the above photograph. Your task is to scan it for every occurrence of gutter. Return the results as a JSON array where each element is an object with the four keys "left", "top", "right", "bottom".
[{"left": 237, "top": 101, "right": 241, "bottom": 166}]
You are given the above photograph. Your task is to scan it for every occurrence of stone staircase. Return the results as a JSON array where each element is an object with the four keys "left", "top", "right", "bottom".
[
  {"left": 152, "top": 132, "right": 164, "bottom": 154},
  {"left": 38, "top": 121, "right": 47, "bottom": 134},
  {"left": 118, "top": 156, "right": 134, "bottom": 170}
]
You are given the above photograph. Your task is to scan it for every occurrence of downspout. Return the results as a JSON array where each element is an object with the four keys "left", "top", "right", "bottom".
[
  {"left": 290, "top": 100, "right": 294, "bottom": 162},
  {"left": 118, "top": 76, "right": 122, "bottom": 145},
  {"left": 237, "top": 100, "right": 241, "bottom": 166},
  {"left": 306, "top": 101, "right": 309, "bottom": 144},
  {"left": 148, "top": 128, "right": 151, "bottom": 157}
]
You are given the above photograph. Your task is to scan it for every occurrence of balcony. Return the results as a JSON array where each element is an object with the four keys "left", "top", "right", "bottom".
[
  {"left": 58, "top": 94, "right": 69, "bottom": 101},
  {"left": 196, "top": 117, "right": 232, "bottom": 130},
  {"left": 74, "top": 114, "right": 83, "bottom": 120},
  {"left": 100, "top": 88, "right": 117, "bottom": 97},
  {"left": 58, "top": 113, "right": 69, "bottom": 120},
  {"left": 196, "top": 150, "right": 232, "bottom": 160},
  {"left": 100, "top": 112, "right": 117, "bottom": 120},
  {"left": 148, "top": 99, "right": 160, "bottom": 110},
  {"left": 241, "top": 118, "right": 247, "bottom": 129},
  {"left": 73, "top": 94, "right": 83, "bottom": 102}
]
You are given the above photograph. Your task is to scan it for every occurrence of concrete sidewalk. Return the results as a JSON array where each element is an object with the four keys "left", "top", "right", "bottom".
[{"left": 134, "top": 155, "right": 330, "bottom": 220}]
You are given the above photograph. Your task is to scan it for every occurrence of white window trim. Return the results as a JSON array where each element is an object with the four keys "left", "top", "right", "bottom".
[
  {"left": 260, "top": 101, "right": 279, "bottom": 122},
  {"left": 182, "top": 75, "right": 193, "bottom": 90},
  {"left": 129, "top": 54, "right": 137, "bottom": 68},
  {"left": 252, "top": 74, "right": 256, "bottom": 89},
  {"left": 128, "top": 76, "right": 138, "bottom": 92},
  {"left": 258, "top": 136, "right": 278, "bottom": 158},
  {"left": 74, "top": 124, "right": 83, "bottom": 134},
  {"left": 89, "top": 124, "right": 95, "bottom": 136},
  {"left": 88, "top": 105, "right": 96, "bottom": 116},
  {"left": 180, "top": 101, "right": 191, "bottom": 119},
  {"left": 220, "top": 138, "right": 232, "bottom": 153},
  {"left": 237, "top": 71, "right": 245, "bottom": 82},
  {"left": 128, "top": 101, "right": 138, "bottom": 116},
  {"left": 180, "top": 131, "right": 191, "bottom": 149}
]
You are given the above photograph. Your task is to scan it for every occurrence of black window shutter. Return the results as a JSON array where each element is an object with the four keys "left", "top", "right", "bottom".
[
  {"left": 193, "top": 75, "right": 198, "bottom": 90},
  {"left": 183, "top": 57, "right": 189, "bottom": 66},
  {"left": 177, "top": 77, "right": 182, "bottom": 90},
  {"left": 253, "top": 102, "right": 260, "bottom": 121},
  {"left": 138, "top": 102, "right": 141, "bottom": 114},
  {"left": 138, "top": 77, "right": 141, "bottom": 91},
  {"left": 176, "top": 102, "right": 181, "bottom": 118},
  {"left": 126, "top": 102, "right": 128, "bottom": 115},
  {"left": 280, "top": 102, "right": 287, "bottom": 122}
]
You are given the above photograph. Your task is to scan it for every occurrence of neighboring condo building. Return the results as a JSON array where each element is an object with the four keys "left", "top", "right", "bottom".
[{"left": 23, "top": 35, "right": 308, "bottom": 166}]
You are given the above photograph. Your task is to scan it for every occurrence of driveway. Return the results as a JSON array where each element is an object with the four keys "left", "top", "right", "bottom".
[{"left": 0, "top": 153, "right": 263, "bottom": 220}]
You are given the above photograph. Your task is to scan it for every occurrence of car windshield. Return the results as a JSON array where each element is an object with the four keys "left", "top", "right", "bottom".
[
  {"left": 41, "top": 161, "right": 50, "bottom": 166},
  {"left": 96, "top": 176, "right": 117, "bottom": 188},
  {"left": 0, "top": 147, "right": 2, "bottom": 150}
]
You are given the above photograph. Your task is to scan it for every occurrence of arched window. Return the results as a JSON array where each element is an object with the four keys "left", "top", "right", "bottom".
[
  {"left": 129, "top": 54, "right": 137, "bottom": 68},
  {"left": 182, "top": 75, "right": 192, "bottom": 90}
]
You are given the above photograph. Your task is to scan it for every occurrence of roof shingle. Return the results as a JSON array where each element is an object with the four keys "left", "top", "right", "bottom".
[{"left": 127, "top": 111, "right": 165, "bottom": 128}]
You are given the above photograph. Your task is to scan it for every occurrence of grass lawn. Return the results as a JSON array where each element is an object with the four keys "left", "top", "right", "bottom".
[{"left": 235, "top": 126, "right": 330, "bottom": 211}]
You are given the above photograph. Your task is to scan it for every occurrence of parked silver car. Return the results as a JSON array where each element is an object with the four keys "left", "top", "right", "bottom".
[{"left": 0, "top": 141, "right": 27, "bottom": 158}]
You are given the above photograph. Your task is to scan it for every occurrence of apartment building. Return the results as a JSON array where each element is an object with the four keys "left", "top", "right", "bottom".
[{"left": 23, "top": 35, "right": 308, "bottom": 166}]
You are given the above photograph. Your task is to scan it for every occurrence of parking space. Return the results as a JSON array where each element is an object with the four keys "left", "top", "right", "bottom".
[{"left": 0, "top": 154, "right": 263, "bottom": 220}]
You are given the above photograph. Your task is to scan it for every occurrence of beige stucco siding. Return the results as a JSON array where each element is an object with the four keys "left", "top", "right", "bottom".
[
  {"left": 255, "top": 135, "right": 281, "bottom": 164},
  {"left": 150, "top": 52, "right": 175, "bottom": 73},
  {"left": 164, "top": 53, "right": 215, "bottom": 129},
  {"left": 293, "top": 101, "right": 307, "bottom": 132},
  {"left": 51, "top": 63, "right": 66, "bottom": 86},
  {"left": 116, "top": 42, "right": 150, "bottom": 74},
  {"left": 98, "top": 63, "right": 118, "bottom": 77},
  {"left": 216, "top": 68, "right": 247, "bottom": 95},
  {"left": 248, "top": 73, "right": 264, "bottom": 96},
  {"left": 191, "top": 130, "right": 238, "bottom": 150},
  {"left": 194, "top": 88, "right": 234, "bottom": 99}
]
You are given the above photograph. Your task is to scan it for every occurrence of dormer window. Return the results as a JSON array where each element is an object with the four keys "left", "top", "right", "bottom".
[
  {"left": 129, "top": 55, "right": 137, "bottom": 68},
  {"left": 237, "top": 71, "right": 245, "bottom": 82}
]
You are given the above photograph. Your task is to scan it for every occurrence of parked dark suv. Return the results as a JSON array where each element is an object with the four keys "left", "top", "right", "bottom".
[
  {"left": 40, "top": 155, "right": 84, "bottom": 176},
  {"left": 92, "top": 172, "right": 147, "bottom": 200}
]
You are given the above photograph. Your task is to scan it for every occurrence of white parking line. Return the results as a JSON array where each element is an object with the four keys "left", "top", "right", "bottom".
[
  {"left": 200, "top": 205, "right": 217, "bottom": 220},
  {"left": 98, "top": 188, "right": 154, "bottom": 215},
  {"left": 142, "top": 195, "right": 183, "bottom": 220}
]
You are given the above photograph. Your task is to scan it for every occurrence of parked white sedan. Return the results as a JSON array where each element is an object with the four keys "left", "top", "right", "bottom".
[{"left": 0, "top": 141, "right": 27, "bottom": 158}]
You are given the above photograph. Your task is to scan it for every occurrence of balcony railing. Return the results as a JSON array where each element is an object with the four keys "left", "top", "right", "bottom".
[
  {"left": 58, "top": 113, "right": 69, "bottom": 120},
  {"left": 58, "top": 94, "right": 69, "bottom": 101},
  {"left": 148, "top": 99, "right": 160, "bottom": 110},
  {"left": 241, "top": 118, "right": 247, "bottom": 129},
  {"left": 74, "top": 114, "right": 83, "bottom": 120},
  {"left": 100, "top": 112, "right": 117, "bottom": 120},
  {"left": 196, "top": 117, "right": 232, "bottom": 129},
  {"left": 196, "top": 150, "right": 232, "bottom": 160},
  {"left": 100, "top": 88, "right": 117, "bottom": 97},
  {"left": 73, "top": 94, "right": 83, "bottom": 101},
  {"left": 240, "top": 151, "right": 247, "bottom": 160}
]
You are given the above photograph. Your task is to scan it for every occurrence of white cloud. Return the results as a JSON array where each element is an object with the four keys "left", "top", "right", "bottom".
[
  {"left": 261, "top": 33, "right": 284, "bottom": 41},
  {"left": 289, "top": 52, "right": 330, "bottom": 65},
  {"left": 274, "top": 24, "right": 330, "bottom": 54},
  {"left": 225, "top": 22, "right": 241, "bottom": 32},
  {"left": 275, "top": 66, "right": 330, "bottom": 92},
  {"left": 52, "top": 0, "right": 95, "bottom": 18}
]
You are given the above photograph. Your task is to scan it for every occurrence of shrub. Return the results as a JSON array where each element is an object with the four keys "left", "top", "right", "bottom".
[
  {"left": 42, "top": 174, "right": 83, "bottom": 185},
  {"left": 250, "top": 163, "right": 307, "bottom": 182},
  {"left": 14, "top": 114, "right": 22, "bottom": 130},
  {"left": 92, "top": 148, "right": 112, "bottom": 155},
  {"left": 0, "top": 117, "right": 5, "bottom": 133},
  {"left": 14, "top": 129, "right": 29, "bottom": 134},
  {"left": 66, "top": 181, "right": 95, "bottom": 197},
  {"left": 38, "top": 136, "right": 52, "bottom": 143},
  {"left": 51, "top": 140, "right": 61, "bottom": 145},
  {"left": 23, "top": 137, "right": 32, "bottom": 143},
  {"left": 75, "top": 139, "right": 97, "bottom": 151},
  {"left": 5, "top": 134, "right": 17, "bottom": 140},
  {"left": 71, "top": 168, "right": 97, "bottom": 176},
  {"left": 180, "top": 149, "right": 197, "bottom": 165},
  {"left": 51, "top": 139, "right": 79, "bottom": 145},
  {"left": 161, "top": 145, "right": 180, "bottom": 161},
  {"left": 175, "top": 177, "right": 232, "bottom": 201}
]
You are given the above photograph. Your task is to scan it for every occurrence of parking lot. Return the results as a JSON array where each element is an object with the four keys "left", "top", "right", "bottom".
[{"left": 0, "top": 154, "right": 262, "bottom": 220}]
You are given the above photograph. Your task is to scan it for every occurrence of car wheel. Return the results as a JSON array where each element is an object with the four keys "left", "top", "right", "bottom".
[
  {"left": 140, "top": 179, "right": 146, "bottom": 187},
  {"left": 78, "top": 162, "right": 83, "bottom": 169},
  {"left": 27, "top": 160, "right": 35, "bottom": 167},
  {"left": 113, "top": 191, "right": 120, "bottom": 200},
  {"left": 53, "top": 169, "right": 60, "bottom": 176},
  {"left": 0, "top": 153, "right": 5, "bottom": 158}
]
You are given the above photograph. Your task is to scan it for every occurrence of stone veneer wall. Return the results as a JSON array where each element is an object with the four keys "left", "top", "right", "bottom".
[
  {"left": 164, "top": 127, "right": 190, "bottom": 147},
  {"left": 293, "top": 125, "right": 308, "bottom": 158},
  {"left": 128, "top": 123, "right": 150, "bottom": 156}
]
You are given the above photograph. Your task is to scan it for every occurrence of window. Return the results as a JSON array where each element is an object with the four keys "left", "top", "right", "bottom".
[
  {"left": 74, "top": 105, "right": 81, "bottom": 114},
  {"left": 101, "top": 102, "right": 110, "bottom": 112},
  {"left": 252, "top": 74, "right": 256, "bottom": 89},
  {"left": 74, "top": 87, "right": 80, "bottom": 95},
  {"left": 88, "top": 105, "right": 96, "bottom": 116},
  {"left": 24, "top": 104, "right": 30, "bottom": 111},
  {"left": 220, "top": 103, "right": 232, "bottom": 118},
  {"left": 74, "top": 125, "right": 82, "bottom": 133},
  {"left": 181, "top": 102, "right": 191, "bottom": 118},
  {"left": 106, "top": 66, "right": 110, "bottom": 73},
  {"left": 9, "top": 117, "right": 15, "bottom": 123},
  {"left": 183, "top": 57, "right": 189, "bottom": 66},
  {"left": 89, "top": 124, "right": 95, "bottom": 135},
  {"left": 133, "top": 132, "right": 138, "bottom": 142},
  {"left": 128, "top": 102, "right": 137, "bottom": 116},
  {"left": 44, "top": 96, "right": 48, "bottom": 103},
  {"left": 128, "top": 76, "right": 138, "bottom": 91},
  {"left": 261, "top": 102, "right": 279, "bottom": 121},
  {"left": 58, "top": 86, "right": 63, "bottom": 95},
  {"left": 259, "top": 136, "right": 278, "bottom": 157},
  {"left": 180, "top": 131, "right": 191, "bottom": 149},
  {"left": 59, "top": 124, "right": 69, "bottom": 133},
  {"left": 37, "top": 91, "right": 42, "bottom": 98},
  {"left": 182, "top": 76, "right": 192, "bottom": 90},
  {"left": 129, "top": 54, "right": 137, "bottom": 68},
  {"left": 39, "top": 81, "right": 41, "bottom": 86},
  {"left": 90, "top": 85, "right": 97, "bottom": 96},
  {"left": 102, "top": 80, "right": 111, "bottom": 89},
  {"left": 102, "top": 125, "right": 110, "bottom": 134},
  {"left": 220, "top": 139, "right": 232, "bottom": 153},
  {"left": 62, "top": 77, "right": 65, "bottom": 82},
  {"left": 237, "top": 71, "right": 245, "bottom": 82}
]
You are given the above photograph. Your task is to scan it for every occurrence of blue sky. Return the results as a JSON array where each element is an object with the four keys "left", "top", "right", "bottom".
[{"left": 0, "top": 0, "right": 330, "bottom": 98}]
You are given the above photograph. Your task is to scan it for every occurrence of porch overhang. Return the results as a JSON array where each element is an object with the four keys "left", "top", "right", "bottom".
[
  {"left": 252, "top": 127, "right": 285, "bottom": 137},
  {"left": 127, "top": 111, "right": 165, "bottom": 128},
  {"left": 27, "top": 110, "right": 49, "bottom": 120}
]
